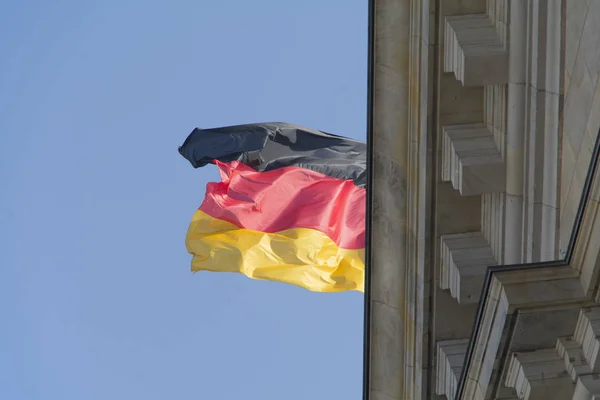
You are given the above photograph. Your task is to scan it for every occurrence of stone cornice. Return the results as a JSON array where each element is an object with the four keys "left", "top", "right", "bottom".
[
  {"left": 455, "top": 129, "right": 600, "bottom": 400},
  {"left": 504, "top": 349, "right": 574, "bottom": 400}
]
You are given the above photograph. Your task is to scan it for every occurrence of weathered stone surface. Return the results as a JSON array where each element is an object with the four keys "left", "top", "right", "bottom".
[
  {"left": 441, "top": 0, "right": 486, "bottom": 17},
  {"left": 436, "top": 182, "right": 482, "bottom": 235},
  {"left": 565, "top": 0, "right": 590, "bottom": 79},
  {"left": 370, "top": 300, "right": 404, "bottom": 398},
  {"left": 511, "top": 309, "right": 579, "bottom": 352},
  {"left": 439, "top": 74, "right": 484, "bottom": 126},
  {"left": 372, "top": 152, "right": 407, "bottom": 224},
  {"left": 368, "top": 390, "right": 399, "bottom": 400},
  {"left": 560, "top": 74, "right": 598, "bottom": 254},
  {"left": 580, "top": 0, "right": 600, "bottom": 85},
  {"left": 369, "top": 0, "right": 429, "bottom": 399},
  {"left": 564, "top": 52, "right": 595, "bottom": 162},
  {"left": 370, "top": 212, "right": 407, "bottom": 308},
  {"left": 434, "top": 288, "right": 478, "bottom": 341}
]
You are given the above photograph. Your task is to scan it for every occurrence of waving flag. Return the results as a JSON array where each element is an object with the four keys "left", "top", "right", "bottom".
[{"left": 179, "top": 123, "right": 366, "bottom": 292}]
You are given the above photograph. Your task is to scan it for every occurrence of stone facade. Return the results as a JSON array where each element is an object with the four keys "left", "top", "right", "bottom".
[
  {"left": 561, "top": 0, "right": 600, "bottom": 258},
  {"left": 365, "top": 1, "right": 600, "bottom": 400}
]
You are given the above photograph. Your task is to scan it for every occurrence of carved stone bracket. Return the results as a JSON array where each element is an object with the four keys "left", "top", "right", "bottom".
[
  {"left": 444, "top": 14, "right": 508, "bottom": 87},
  {"left": 436, "top": 339, "right": 470, "bottom": 400},
  {"left": 556, "top": 337, "right": 592, "bottom": 382},
  {"left": 439, "top": 232, "right": 497, "bottom": 304},
  {"left": 572, "top": 308, "right": 600, "bottom": 373},
  {"left": 556, "top": 307, "right": 600, "bottom": 399},
  {"left": 504, "top": 349, "right": 574, "bottom": 400},
  {"left": 441, "top": 123, "right": 506, "bottom": 196}
]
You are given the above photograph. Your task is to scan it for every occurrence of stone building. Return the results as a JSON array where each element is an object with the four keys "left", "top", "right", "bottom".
[{"left": 364, "top": 1, "right": 600, "bottom": 399}]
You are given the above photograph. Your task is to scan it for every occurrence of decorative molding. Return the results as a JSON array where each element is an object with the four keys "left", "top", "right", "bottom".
[
  {"left": 504, "top": 349, "right": 573, "bottom": 400},
  {"left": 441, "top": 123, "right": 506, "bottom": 196},
  {"left": 503, "top": 0, "right": 527, "bottom": 265},
  {"left": 406, "top": 0, "right": 431, "bottom": 399},
  {"left": 521, "top": 0, "right": 563, "bottom": 263},
  {"left": 443, "top": 14, "right": 508, "bottom": 87},
  {"left": 439, "top": 232, "right": 497, "bottom": 304}
]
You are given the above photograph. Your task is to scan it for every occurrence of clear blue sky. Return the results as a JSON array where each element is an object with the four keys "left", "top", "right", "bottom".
[{"left": 1, "top": 1, "right": 367, "bottom": 399}]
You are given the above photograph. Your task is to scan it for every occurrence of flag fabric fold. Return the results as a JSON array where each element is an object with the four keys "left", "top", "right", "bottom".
[{"left": 180, "top": 122, "right": 366, "bottom": 292}]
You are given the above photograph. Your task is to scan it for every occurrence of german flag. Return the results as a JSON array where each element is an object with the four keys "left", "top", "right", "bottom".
[{"left": 179, "top": 123, "right": 366, "bottom": 292}]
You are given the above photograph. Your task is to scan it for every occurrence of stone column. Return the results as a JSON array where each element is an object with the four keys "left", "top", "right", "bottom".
[{"left": 367, "top": 0, "right": 431, "bottom": 399}]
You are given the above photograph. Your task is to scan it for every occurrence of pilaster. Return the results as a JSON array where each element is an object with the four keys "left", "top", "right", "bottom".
[{"left": 368, "top": 0, "right": 431, "bottom": 399}]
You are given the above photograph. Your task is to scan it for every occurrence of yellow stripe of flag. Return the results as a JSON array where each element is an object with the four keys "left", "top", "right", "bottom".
[{"left": 186, "top": 210, "right": 365, "bottom": 292}]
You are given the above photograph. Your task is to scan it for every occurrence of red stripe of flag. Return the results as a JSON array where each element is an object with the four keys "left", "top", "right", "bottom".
[{"left": 198, "top": 160, "right": 366, "bottom": 250}]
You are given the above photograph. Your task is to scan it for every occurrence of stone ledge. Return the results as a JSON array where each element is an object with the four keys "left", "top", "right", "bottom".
[
  {"left": 439, "top": 232, "right": 497, "bottom": 304},
  {"left": 444, "top": 14, "right": 508, "bottom": 86},
  {"left": 442, "top": 123, "right": 506, "bottom": 196}
]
